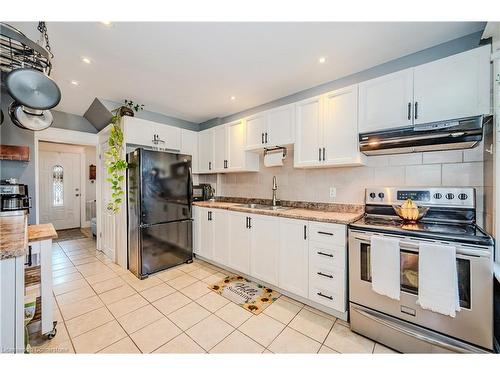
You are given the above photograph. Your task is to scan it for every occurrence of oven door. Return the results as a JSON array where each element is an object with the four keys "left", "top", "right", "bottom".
[{"left": 348, "top": 229, "right": 493, "bottom": 350}]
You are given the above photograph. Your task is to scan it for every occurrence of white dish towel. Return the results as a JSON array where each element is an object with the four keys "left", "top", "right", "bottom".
[
  {"left": 417, "top": 242, "right": 460, "bottom": 317},
  {"left": 370, "top": 235, "right": 401, "bottom": 300}
]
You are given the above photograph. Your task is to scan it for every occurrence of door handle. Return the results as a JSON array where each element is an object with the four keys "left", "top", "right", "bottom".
[
  {"left": 317, "top": 231, "right": 333, "bottom": 236},
  {"left": 322, "top": 147, "right": 326, "bottom": 161},
  {"left": 262, "top": 133, "right": 265, "bottom": 144},
  {"left": 317, "top": 292, "right": 333, "bottom": 300},
  {"left": 304, "top": 225, "right": 307, "bottom": 240},
  {"left": 209, "top": 161, "right": 211, "bottom": 170},
  {"left": 265, "top": 132, "right": 268, "bottom": 144},
  {"left": 414, "top": 102, "right": 418, "bottom": 120},
  {"left": 318, "top": 148, "right": 321, "bottom": 162},
  {"left": 407, "top": 102, "right": 411, "bottom": 120},
  {"left": 317, "top": 251, "right": 333, "bottom": 258},
  {"left": 317, "top": 271, "right": 334, "bottom": 279},
  {"left": 246, "top": 217, "right": 249, "bottom": 228}
]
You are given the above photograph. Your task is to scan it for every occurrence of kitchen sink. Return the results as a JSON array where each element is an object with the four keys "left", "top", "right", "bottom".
[{"left": 235, "top": 203, "right": 292, "bottom": 211}]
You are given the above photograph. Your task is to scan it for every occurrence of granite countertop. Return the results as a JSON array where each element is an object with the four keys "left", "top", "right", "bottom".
[
  {"left": 193, "top": 198, "right": 364, "bottom": 225},
  {"left": 28, "top": 223, "right": 58, "bottom": 242},
  {"left": 0, "top": 211, "right": 28, "bottom": 260}
]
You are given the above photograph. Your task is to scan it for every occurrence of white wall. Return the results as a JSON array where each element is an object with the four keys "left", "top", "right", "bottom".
[{"left": 216, "top": 145, "right": 485, "bottom": 226}]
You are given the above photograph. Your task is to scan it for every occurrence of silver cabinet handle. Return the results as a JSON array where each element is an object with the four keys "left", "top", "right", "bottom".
[{"left": 317, "top": 292, "right": 333, "bottom": 300}]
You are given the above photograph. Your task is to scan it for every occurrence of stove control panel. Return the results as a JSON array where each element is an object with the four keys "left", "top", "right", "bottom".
[{"left": 365, "top": 187, "right": 475, "bottom": 208}]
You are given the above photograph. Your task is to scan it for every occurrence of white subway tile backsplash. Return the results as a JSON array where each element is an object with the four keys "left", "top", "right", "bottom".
[
  {"left": 422, "top": 150, "right": 463, "bottom": 164},
  {"left": 388, "top": 153, "right": 422, "bottom": 166},
  {"left": 441, "top": 162, "right": 483, "bottom": 187},
  {"left": 372, "top": 166, "right": 405, "bottom": 187},
  {"left": 366, "top": 155, "right": 389, "bottom": 167},
  {"left": 404, "top": 164, "right": 441, "bottom": 186}
]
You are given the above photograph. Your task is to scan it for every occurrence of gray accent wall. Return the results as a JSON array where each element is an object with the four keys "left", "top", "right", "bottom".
[{"left": 199, "top": 30, "right": 486, "bottom": 130}]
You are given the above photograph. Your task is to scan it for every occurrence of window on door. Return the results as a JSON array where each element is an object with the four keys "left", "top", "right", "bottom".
[{"left": 52, "top": 165, "right": 64, "bottom": 207}]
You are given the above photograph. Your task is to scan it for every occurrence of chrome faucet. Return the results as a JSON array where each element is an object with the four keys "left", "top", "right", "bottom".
[{"left": 272, "top": 176, "right": 279, "bottom": 207}]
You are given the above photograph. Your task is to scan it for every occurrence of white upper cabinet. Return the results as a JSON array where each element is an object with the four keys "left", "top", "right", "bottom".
[
  {"left": 155, "top": 123, "right": 181, "bottom": 151},
  {"left": 294, "top": 95, "right": 323, "bottom": 168},
  {"left": 294, "top": 91, "right": 365, "bottom": 168},
  {"left": 226, "top": 120, "right": 246, "bottom": 171},
  {"left": 180, "top": 129, "right": 198, "bottom": 173},
  {"left": 213, "top": 125, "right": 227, "bottom": 172},
  {"left": 358, "top": 46, "right": 491, "bottom": 133},
  {"left": 413, "top": 45, "right": 491, "bottom": 124},
  {"left": 323, "top": 85, "right": 365, "bottom": 166},
  {"left": 122, "top": 116, "right": 181, "bottom": 151},
  {"left": 246, "top": 113, "right": 267, "bottom": 150},
  {"left": 245, "top": 104, "right": 295, "bottom": 151},
  {"left": 358, "top": 68, "right": 414, "bottom": 133},
  {"left": 198, "top": 128, "right": 214, "bottom": 173}
]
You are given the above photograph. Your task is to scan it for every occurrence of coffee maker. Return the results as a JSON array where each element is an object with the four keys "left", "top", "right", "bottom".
[{"left": 0, "top": 178, "right": 31, "bottom": 213}]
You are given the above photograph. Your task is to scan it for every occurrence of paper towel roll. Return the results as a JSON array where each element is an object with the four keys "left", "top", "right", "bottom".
[{"left": 264, "top": 151, "right": 284, "bottom": 167}]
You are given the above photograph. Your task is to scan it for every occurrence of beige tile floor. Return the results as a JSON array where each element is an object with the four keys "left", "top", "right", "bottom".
[{"left": 28, "top": 237, "right": 397, "bottom": 354}]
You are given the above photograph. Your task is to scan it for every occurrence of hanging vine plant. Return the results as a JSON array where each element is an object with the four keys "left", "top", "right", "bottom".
[{"left": 105, "top": 100, "right": 144, "bottom": 213}]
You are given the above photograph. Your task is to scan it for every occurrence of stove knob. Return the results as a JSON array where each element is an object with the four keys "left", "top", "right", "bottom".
[
  {"left": 369, "top": 192, "right": 376, "bottom": 199},
  {"left": 433, "top": 193, "right": 442, "bottom": 199},
  {"left": 458, "top": 193, "right": 468, "bottom": 200},
  {"left": 378, "top": 192, "right": 385, "bottom": 199},
  {"left": 445, "top": 193, "right": 455, "bottom": 200}
]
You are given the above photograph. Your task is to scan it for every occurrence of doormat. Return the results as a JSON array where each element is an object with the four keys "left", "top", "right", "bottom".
[{"left": 209, "top": 275, "right": 280, "bottom": 315}]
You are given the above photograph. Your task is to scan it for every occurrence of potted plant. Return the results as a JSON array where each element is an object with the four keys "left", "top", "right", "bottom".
[{"left": 105, "top": 100, "right": 144, "bottom": 213}]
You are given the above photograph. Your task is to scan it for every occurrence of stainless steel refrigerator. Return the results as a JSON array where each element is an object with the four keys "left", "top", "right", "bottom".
[{"left": 127, "top": 148, "right": 193, "bottom": 279}]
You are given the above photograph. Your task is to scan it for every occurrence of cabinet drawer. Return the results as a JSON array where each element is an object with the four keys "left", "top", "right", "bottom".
[
  {"left": 309, "top": 241, "right": 345, "bottom": 269},
  {"left": 309, "top": 222, "right": 345, "bottom": 246},
  {"left": 309, "top": 283, "right": 345, "bottom": 312},
  {"left": 309, "top": 263, "right": 344, "bottom": 293}
]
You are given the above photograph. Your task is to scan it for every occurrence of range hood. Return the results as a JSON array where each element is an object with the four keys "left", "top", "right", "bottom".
[{"left": 359, "top": 115, "right": 492, "bottom": 155}]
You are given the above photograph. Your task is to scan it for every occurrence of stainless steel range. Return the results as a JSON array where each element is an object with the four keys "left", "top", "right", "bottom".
[{"left": 349, "top": 187, "right": 495, "bottom": 353}]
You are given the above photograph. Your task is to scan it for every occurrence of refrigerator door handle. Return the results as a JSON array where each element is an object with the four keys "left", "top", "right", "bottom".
[{"left": 187, "top": 165, "right": 193, "bottom": 207}]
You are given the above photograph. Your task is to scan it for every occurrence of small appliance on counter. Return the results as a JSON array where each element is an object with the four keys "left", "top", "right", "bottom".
[
  {"left": 192, "top": 183, "right": 214, "bottom": 201},
  {"left": 0, "top": 179, "right": 31, "bottom": 213}
]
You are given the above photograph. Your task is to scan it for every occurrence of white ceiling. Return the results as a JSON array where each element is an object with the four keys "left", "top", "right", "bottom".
[{"left": 9, "top": 22, "right": 485, "bottom": 123}]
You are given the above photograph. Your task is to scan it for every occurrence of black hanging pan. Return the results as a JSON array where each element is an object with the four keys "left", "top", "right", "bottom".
[
  {"left": 5, "top": 68, "right": 61, "bottom": 110},
  {"left": 8, "top": 101, "right": 53, "bottom": 131}
]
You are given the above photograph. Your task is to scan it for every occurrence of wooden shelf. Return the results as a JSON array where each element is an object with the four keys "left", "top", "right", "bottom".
[{"left": 0, "top": 145, "right": 30, "bottom": 161}]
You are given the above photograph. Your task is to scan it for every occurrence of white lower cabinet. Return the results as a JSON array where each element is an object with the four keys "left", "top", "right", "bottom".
[
  {"left": 193, "top": 208, "right": 348, "bottom": 316},
  {"left": 250, "top": 215, "right": 280, "bottom": 286},
  {"left": 278, "top": 218, "right": 309, "bottom": 298},
  {"left": 228, "top": 212, "right": 251, "bottom": 274}
]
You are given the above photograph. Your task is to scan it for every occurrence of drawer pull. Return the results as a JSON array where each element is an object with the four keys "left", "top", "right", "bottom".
[
  {"left": 317, "top": 231, "right": 333, "bottom": 236},
  {"left": 317, "top": 251, "right": 333, "bottom": 258},
  {"left": 317, "top": 292, "right": 333, "bottom": 300},
  {"left": 317, "top": 271, "right": 333, "bottom": 279}
]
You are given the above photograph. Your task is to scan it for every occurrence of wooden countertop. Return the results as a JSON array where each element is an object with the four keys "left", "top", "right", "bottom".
[
  {"left": 0, "top": 212, "right": 28, "bottom": 260},
  {"left": 28, "top": 223, "right": 58, "bottom": 242},
  {"left": 193, "top": 201, "right": 363, "bottom": 225}
]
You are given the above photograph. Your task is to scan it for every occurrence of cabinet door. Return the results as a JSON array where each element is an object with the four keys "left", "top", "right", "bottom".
[
  {"left": 413, "top": 45, "right": 491, "bottom": 124},
  {"left": 323, "top": 85, "right": 364, "bottom": 166},
  {"left": 181, "top": 129, "right": 198, "bottom": 173},
  {"left": 212, "top": 209, "right": 230, "bottom": 266},
  {"left": 246, "top": 114, "right": 267, "bottom": 150},
  {"left": 198, "top": 208, "right": 214, "bottom": 260},
  {"left": 123, "top": 117, "right": 154, "bottom": 146},
  {"left": 358, "top": 68, "right": 414, "bottom": 133},
  {"left": 294, "top": 96, "right": 323, "bottom": 168},
  {"left": 193, "top": 206, "right": 201, "bottom": 254},
  {"left": 228, "top": 212, "right": 251, "bottom": 274},
  {"left": 213, "top": 125, "right": 227, "bottom": 172},
  {"left": 250, "top": 215, "right": 280, "bottom": 286},
  {"left": 198, "top": 129, "right": 214, "bottom": 173},
  {"left": 155, "top": 124, "right": 181, "bottom": 151},
  {"left": 227, "top": 120, "right": 247, "bottom": 171},
  {"left": 267, "top": 104, "right": 295, "bottom": 147},
  {"left": 279, "top": 218, "right": 309, "bottom": 298}
]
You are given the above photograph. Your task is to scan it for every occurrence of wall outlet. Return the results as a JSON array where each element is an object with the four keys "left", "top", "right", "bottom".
[{"left": 329, "top": 187, "right": 336, "bottom": 199}]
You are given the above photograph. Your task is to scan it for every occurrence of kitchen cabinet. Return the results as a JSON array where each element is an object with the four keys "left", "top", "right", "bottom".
[
  {"left": 228, "top": 211, "right": 251, "bottom": 274},
  {"left": 245, "top": 104, "right": 295, "bottom": 151},
  {"left": 198, "top": 128, "right": 214, "bottom": 173},
  {"left": 358, "top": 68, "right": 414, "bottom": 133},
  {"left": 180, "top": 129, "right": 199, "bottom": 174},
  {"left": 413, "top": 45, "right": 491, "bottom": 124},
  {"left": 358, "top": 45, "right": 491, "bottom": 133},
  {"left": 294, "top": 88, "right": 365, "bottom": 168},
  {"left": 250, "top": 214, "right": 280, "bottom": 286},
  {"left": 212, "top": 209, "right": 230, "bottom": 265},
  {"left": 196, "top": 207, "right": 214, "bottom": 260},
  {"left": 123, "top": 116, "right": 181, "bottom": 151},
  {"left": 213, "top": 125, "right": 227, "bottom": 172},
  {"left": 278, "top": 218, "right": 309, "bottom": 298}
]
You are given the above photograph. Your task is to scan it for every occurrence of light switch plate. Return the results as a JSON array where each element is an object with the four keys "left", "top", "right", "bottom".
[{"left": 329, "top": 187, "right": 336, "bottom": 198}]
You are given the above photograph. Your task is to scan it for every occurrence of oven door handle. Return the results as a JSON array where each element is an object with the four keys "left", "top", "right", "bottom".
[
  {"left": 351, "top": 305, "right": 489, "bottom": 353},
  {"left": 352, "top": 234, "right": 492, "bottom": 258}
]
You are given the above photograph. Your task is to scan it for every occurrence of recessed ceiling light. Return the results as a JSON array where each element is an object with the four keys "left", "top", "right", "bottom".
[
  {"left": 230, "top": 96, "right": 236, "bottom": 101},
  {"left": 82, "top": 57, "right": 91, "bottom": 64},
  {"left": 319, "top": 57, "right": 326, "bottom": 64},
  {"left": 70, "top": 80, "right": 79, "bottom": 86},
  {"left": 101, "top": 21, "right": 112, "bottom": 26}
]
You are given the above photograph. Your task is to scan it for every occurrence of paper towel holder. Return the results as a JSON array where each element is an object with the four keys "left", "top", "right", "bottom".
[{"left": 264, "top": 146, "right": 287, "bottom": 159}]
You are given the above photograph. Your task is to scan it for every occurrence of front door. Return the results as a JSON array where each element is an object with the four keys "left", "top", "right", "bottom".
[{"left": 39, "top": 150, "right": 81, "bottom": 230}]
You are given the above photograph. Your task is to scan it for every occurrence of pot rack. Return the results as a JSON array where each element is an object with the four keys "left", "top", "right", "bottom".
[{"left": 0, "top": 22, "right": 53, "bottom": 76}]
